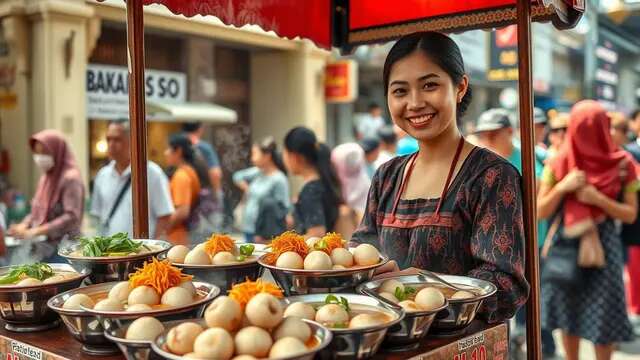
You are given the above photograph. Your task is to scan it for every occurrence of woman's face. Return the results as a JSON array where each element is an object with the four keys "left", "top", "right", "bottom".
[
  {"left": 164, "top": 146, "right": 181, "bottom": 166},
  {"left": 548, "top": 128, "right": 566, "bottom": 148},
  {"left": 283, "top": 149, "right": 300, "bottom": 175},
  {"left": 251, "top": 145, "right": 266, "bottom": 168},
  {"left": 387, "top": 50, "right": 468, "bottom": 142},
  {"left": 32, "top": 141, "right": 48, "bottom": 155}
]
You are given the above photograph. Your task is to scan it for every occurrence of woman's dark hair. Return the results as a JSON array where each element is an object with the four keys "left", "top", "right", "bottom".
[
  {"left": 258, "top": 136, "right": 287, "bottom": 175},
  {"left": 284, "top": 127, "right": 341, "bottom": 205},
  {"left": 168, "top": 133, "right": 211, "bottom": 188},
  {"left": 383, "top": 31, "right": 473, "bottom": 118}
]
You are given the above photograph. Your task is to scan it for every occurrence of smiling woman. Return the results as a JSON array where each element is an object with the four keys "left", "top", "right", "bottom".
[{"left": 350, "top": 32, "right": 529, "bottom": 324}]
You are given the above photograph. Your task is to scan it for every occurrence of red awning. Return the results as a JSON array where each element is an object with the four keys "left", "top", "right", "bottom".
[{"left": 139, "top": 0, "right": 584, "bottom": 50}]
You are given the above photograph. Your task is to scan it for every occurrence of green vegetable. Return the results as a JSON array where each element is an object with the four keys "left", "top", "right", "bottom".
[
  {"left": 78, "top": 232, "right": 144, "bottom": 257},
  {"left": 0, "top": 263, "right": 55, "bottom": 284},
  {"left": 325, "top": 294, "right": 350, "bottom": 312},
  {"left": 236, "top": 255, "right": 246, "bottom": 262},
  {"left": 394, "top": 286, "right": 417, "bottom": 302},
  {"left": 313, "top": 239, "right": 328, "bottom": 251},
  {"left": 331, "top": 322, "right": 349, "bottom": 328},
  {"left": 239, "top": 244, "right": 255, "bottom": 257}
]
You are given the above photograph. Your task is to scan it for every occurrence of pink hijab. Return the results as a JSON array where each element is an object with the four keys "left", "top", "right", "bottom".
[
  {"left": 331, "top": 143, "right": 371, "bottom": 214},
  {"left": 29, "top": 130, "right": 83, "bottom": 226}
]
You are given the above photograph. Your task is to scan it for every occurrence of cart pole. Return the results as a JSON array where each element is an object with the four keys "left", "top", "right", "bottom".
[
  {"left": 126, "top": 0, "right": 150, "bottom": 238},
  {"left": 516, "top": 0, "right": 541, "bottom": 359}
]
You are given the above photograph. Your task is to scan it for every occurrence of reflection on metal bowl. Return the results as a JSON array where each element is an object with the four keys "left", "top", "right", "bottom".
[
  {"left": 104, "top": 323, "right": 162, "bottom": 360},
  {"left": 0, "top": 263, "right": 90, "bottom": 332},
  {"left": 259, "top": 253, "right": 389, "bottom": 296},
  {"left": 58, "top": 239, "right": 171, "bottom": 284},
  {"left": 284, "top": 293, "right": 403, "bottom": 359}
]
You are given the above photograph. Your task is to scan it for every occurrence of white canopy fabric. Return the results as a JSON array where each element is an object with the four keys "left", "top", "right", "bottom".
[{"left": 145, "top": 101, "right": 238, "bottom": 124}]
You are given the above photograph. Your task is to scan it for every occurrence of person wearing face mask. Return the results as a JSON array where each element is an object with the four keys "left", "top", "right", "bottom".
[
  {"left": 8, "top": 130, "right": 85, "bottom": 261},
  {"left": 350, "top": 32, "right": 529, "bottom": 323}
]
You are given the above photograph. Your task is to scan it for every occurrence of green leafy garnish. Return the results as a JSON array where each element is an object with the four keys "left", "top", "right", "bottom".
[
  {"left": 0, "top": 263, "right": 55, "bottom": 284},
  {"left": 313, "top": 239, "right": 328, "bottom": 251},
  {"left": 78, "top": 232, "right": 145, "bottom": 257},
  {"left": 236, "top": 255, "right": 246, "bottom": 262},
  {"left": 239, "top": 244, "right": 255, "bottom": 257},
  {"left": 394, "top": 286, "right": 417, "bottom": 302},
  {"left": 325, "top": 294, "right": 350, "bottom": 312},
  {"left": 331, "top": 322, "right": 349, "bottom": 328}
]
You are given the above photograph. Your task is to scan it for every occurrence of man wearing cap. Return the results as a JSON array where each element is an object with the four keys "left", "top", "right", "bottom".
[
  {"left": 546, "top": 112, "right": 569, "bottom": 160},
  {"left": 374, "top": 125, "right": 397, "bottom": 168},
  {"left": 358, "top": 137, "right": 380, "bottom": 179}
]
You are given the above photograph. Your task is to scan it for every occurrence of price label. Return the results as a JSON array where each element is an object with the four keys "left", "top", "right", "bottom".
[{"left": 453, "top": 345, "right": 487, "bottom": 360}]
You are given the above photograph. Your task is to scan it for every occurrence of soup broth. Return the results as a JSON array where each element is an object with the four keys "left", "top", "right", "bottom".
[
  {"left": 404, "top": 283, "right": 481, "bottom": 300},
  {"left": 310, "top": 302, "right": 395, "bottom": 329},
  {"left": 70, "top": 244, "right": 160, "bottom": 258}
]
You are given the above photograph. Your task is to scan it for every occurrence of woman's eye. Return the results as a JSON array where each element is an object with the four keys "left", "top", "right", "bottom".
[
  {"left": 423, "top": 82, "right": 438, "bottom": 90},
  {"left": 392, "top": 88, "right": 407, "bottom": 96}
]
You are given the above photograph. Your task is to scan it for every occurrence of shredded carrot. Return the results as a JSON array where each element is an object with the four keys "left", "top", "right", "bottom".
[
  {"left": 128, "top": 258, "right": 192, "bottom": 295},
  {"left": 228, "top": 278, "right": 283, "bottom": 309},
  {"left": 316, "top": 232, "right": 346, "bottom": 255},
  {"left": 203, "top": 234, "right": 235, "bottom": 256},
  {"left": 263, "top": 231, "right": 308, "bottom": 265}
]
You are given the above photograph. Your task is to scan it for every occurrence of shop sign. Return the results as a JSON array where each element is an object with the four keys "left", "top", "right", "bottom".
[
  {"left": 487, "top": 25, "right": 518, "bottom": 82},
  {"left": 594, "top": 32, "right": 619, "bottom": 110},
  {"left": 325, "top": 60, "right": 358, "bottom": 103},
  {"left": 87, "top": 64, "right": 186, "bottom": 119}
]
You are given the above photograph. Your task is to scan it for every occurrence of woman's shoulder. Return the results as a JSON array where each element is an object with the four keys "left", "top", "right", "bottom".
[
  {"left": 374, "top": 154, "right": 412, "bottom": 179},
  {"left": 464, "top": 147, "right": 521, "bottom": 184}
]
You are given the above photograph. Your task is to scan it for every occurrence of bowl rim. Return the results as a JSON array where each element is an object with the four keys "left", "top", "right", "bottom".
[
  {"left": 58, "top": 239, "right": 171, "bottom": 262},
  {"left": 258, "top": 253, "right": 389, "bottom": 276},
  {"left": 0, "top": 263, "right": 91, "bottom": 292},
  {"left": 80, "top": 281, "right": 220, "bottom": 318},
  {"left": 167, "top": 242, "right": 267, "bottom": 269},
  {"left": 357, "top": 285, "right": 450, "bottom": 316},
  {"left": 283, "top": 293, "right": 405, "bottom": 334},
  {"left": 149, "top": 318, "right": 333, "bottom": 360}
]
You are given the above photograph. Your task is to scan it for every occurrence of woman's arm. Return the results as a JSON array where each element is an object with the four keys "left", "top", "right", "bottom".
[
  {"left": 304, "top": 226, "right": 326, "bottom": 239},
  {"left": 35, "top": 179, "right": 84, "bottom": 239},
  {"left": 167, "top": 205, "right": 190, "bottom": 229},
  {"left": 537, "top": 168, "right": 586, "bottom": 219},
  {"left": 232, "top": 167, "right": 260, "bottom": 193},
  {"left": 576, "top": 185, "right": 638, "bottom": 224}
]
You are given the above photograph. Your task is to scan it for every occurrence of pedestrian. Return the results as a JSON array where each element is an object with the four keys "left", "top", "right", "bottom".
[
  {"left": 358, "top": 136, "right": 380, "bottom": 179},
  {"left": 538, "top": 100, "right": 638, "bottom": 360},
  {"left": 232, "top": 137, "right": 290, "bottom": 244},
  {"left": 90, "top": 120, "right": 174, "bottom": 239},
  {"left": 164, "top": 133, "right": 210, "bottom": 245},
  {"left": 350, "top": 31, "right": 529, "bottom": 323},
  {"left": 356, "top": 102, "right": 386, "bottom": 140},
  {"left": 534, "top": 107, "right": 549, "bottom": 167},
  {"left": 546, "top": 112, "right": 569, "bottom": 160},
  {"left": 331, "top": 143, "right": 371, "bottom": 220},
  {"left": 183, "top": 122, "right": 223, "bottom": 204},
  {"left": 373, "top": 125, "right": 397, "bottom": 168},
  {"left": 609, "top": 111, "right": 630, "bottom": 148},
  {"left": 395, "top": 124, "right": 419, "bottom": 155},
  {"left": 475, "top": 109, "right": 522, "bottom": 167},
  {"left": 8, "top": 130, "right": 85, "bottom": 262},
  {"left": 283, "top": 127, "right": 341, "bottom": 238}
]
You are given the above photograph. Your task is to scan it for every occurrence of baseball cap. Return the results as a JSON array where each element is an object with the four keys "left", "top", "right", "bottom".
[
  {"left": 474, "top": 108, "right": 513, "bottom": 133},
  {"left": 358, "top": 137, "right": 380, "bottom": 154},
  {"left": 534, "top": 107, "right": 547, "bottom": 124},
  {"left": 549, "top": 113, "right": 569, "bottom": 130}
]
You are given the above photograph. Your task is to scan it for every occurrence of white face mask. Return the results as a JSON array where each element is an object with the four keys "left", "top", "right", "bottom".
[{"left": 33, "top": 154, "right": 55, "bottom": 172}]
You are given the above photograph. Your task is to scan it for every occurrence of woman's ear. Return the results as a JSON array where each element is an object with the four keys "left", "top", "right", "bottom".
[{"left": 456, "top": 74, "right": 469, "bottom": 103}]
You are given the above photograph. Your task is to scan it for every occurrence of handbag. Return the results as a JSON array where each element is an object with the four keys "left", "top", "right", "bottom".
[{"left": 541, "top": 211, "right": 583, "bottom": 287}]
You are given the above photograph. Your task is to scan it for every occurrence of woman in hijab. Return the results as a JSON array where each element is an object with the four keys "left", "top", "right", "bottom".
[
  {"left": 8, "top": 130, "right": 85, "bottom": 261},
  {"left": 331, "top": 143, "right": 371, "bottom": 219},
  {"left": 538, "top": 100, "right": 638, "bottom": 360}
]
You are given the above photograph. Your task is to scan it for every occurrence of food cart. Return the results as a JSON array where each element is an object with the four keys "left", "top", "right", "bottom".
[{"left": 0, "top": 0, "right": 585, "bottom": 359}]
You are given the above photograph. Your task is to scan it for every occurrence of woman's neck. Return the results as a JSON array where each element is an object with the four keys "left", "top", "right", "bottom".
[
  {"left": 416, "top": 122, "right": 463, "bottom": 164},
  {"left": 261, "top": 163, "right": 277, "bottom": 175},
  {"left": 299, "top": 166, "right": 319, "bottom": 182}
]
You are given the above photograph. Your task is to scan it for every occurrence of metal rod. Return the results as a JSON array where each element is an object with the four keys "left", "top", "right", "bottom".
[
  {"left": 126, "top": 0, "right": 150, "bottom": 238},
  {"left": 516, "top": 0, "right": 541, "bottom": 359}
]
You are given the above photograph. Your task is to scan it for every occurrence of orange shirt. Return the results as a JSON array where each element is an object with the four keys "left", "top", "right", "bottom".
[{"left": 167, "top": 165, "right": 201, "bottom": 245}]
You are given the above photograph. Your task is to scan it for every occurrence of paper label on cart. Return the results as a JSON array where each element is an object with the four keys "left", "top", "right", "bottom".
[
  {"left": 9, "top": 342, "right": 42, "bottom": 360},
  {"left": 457, "top": 333, "right": 484, "bottom": 351}
]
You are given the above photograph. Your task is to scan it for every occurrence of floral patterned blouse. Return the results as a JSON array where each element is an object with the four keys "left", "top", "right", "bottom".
[{"left": 351, "top": 147, "right": 530, "bottom": 323}]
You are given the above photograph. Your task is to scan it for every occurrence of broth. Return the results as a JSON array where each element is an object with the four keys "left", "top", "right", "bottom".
[
  {"left": 70, "top": 244, "right": 161, "bottom": 257},
  {"left": 0, "top": 270, "right": 80, "bottom": 286}
]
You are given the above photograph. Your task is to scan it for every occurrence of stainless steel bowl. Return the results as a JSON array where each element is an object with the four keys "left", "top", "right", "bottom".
[
  {"left": 104, "top": 323, "right": 163, "bottom": 360},
  {"left": 83, "top": 281, "right": 219, "bottom": 333},
  {"left": 59, "top": 239, "right": 171, "bottom": 284},
  {"left": 284, "top": 293, "right": 403, "bottom": 359},
  {"left": 259, "top": 253, "right": 389, "bottom": 295},
  {"left": 0, "top": 263, "right": 90, "bottom": 332},
  {"left": 151, "top": 318, "right": 332, "bottom": 360},
  {"left": 360, "top": 274, "right": 497, "bottom": 337},
  {"left": 357, "top": 277, "right": 448, "bottom": 349}
]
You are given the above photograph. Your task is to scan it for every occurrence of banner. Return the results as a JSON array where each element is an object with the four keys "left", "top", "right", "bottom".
[
  {"left": 325, "top": 60, "right": 358, "bottom": 103},
  {"left": 487, "top": 25, "right": 518, "bottom": 82},
  {"left": 594, "top": 32, "right": 619, "bottom": 110}
]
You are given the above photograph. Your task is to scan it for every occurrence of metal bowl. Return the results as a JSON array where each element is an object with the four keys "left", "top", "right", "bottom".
[
  {"left": 59, "top": 239, "right": 171, "bottom": 284},
  {"left": 0, "top": 263, "right": 90, "bottom": 332},
  {"left": 81, "top": 281, "right": 219, "bottom": 333},
  {"left": 259, "top": 253, "right": 389, "bottom": 295},
  {"left": 360, "top": 274, "right": 497, "bottom": 337},
  {"left": 357, "top": 277, "right": 448, "bottom": 350},
  {"left": 151, "top": 318, "right": 332, "bottom": 360},
  {"left": 284, "top": 293, "right": 404, "bottom": 359},
  {"left": 169, "top": 243, "right": 267, "bottom": 291},
  {"left": 104, "top": 323, "right": 163, "bottom": 360}
]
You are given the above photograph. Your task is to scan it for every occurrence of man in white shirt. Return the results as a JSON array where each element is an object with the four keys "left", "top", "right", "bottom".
[
  {"left": 91, "top": 120, "right": 174, "bottom": 238},
  {"left": 356, "top": 103, "right": 386, "bottom": 140}
]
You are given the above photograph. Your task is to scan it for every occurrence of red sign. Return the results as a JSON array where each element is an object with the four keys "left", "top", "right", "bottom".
[{"left": 325, "top": 60, "right": 357, "bottom": 103}]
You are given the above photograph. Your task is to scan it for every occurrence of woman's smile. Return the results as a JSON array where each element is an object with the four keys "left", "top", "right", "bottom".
[{"left": 406, "top": 113, "right": 437, "bottom": 129}]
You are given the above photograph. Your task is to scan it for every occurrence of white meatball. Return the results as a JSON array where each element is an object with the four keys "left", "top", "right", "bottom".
[
  {"left": 193, "top": 328, "right": 234, "bottom": 360},
  {"left": 128, "top": 285, "right": 160, "bottom": 306},
  {"left": 379, "top": 279, "right": 404, "bottom": 295},
  {"left": 125, "top": 316, "right": 164, "bottom": 341},
  {"left": 284, "top": 302, "right": 316, "bottom": 320},
  {"left": 17, "top": 278, "right": 42, "bottom": 286},
  {"left": 275, "top": 251, "right": 304, "bottom": 269},
  {"left": 234, "top": 326, "right": 272, "bottom": 358},
  {"left": 126, "top": 304, "right": 152, "bottom": 312},
  {"left": 178, "top": 281, "right": 197, "bottom": 297},
  {"left": 415, "top": 287, "right": 446, "bottom": 310},
  {"left": 330, "top": 248, "right": 354, "bottom": 267},
  {"left": 305, "top": 237, "right": 321, "bottom": 249},
  {"left": 42, "top": 275, "right": 66, "bottom": 284},
  {"left": 303, "top": 251, "right": 332, "bottom": 270},
  {"left": 205, "top": 296, "right": 243, "bottom": 332},
  {"left": 212, "top": 251, "right": 236, "bottom": 265},
  {"left": 398, "top": 300, "right": 421, "bottom": 313},
  {"left": 166, "top": 322, "right": 204, "bottom": 355},
  {"left": 184, "top": 248, "right": 211, "bottom": 265},
  {"left": 94, "top": 298, "right": 124, "bottom": 311},
  {"left": 231, "top": 356, "right": 257, "bottom": 360},
  {"left": 167, "top": 245, "right": 190, "bottom": 263},
  {"left": 315, "top": 304, "right": 349, "bottom": 327},
  {"left": 269, "top": 337, "right": 307, "bottom": 358},
  {"left": 273, "top": 316, "right": 311, "bottom": 342},
  {"left": 108, "top": 281, "right": 131, "bottom": 303},
  {"left": 451, "top": 290, "right": 476, "bottom": 300},
  {"left": 353, "top": 244, "right": 380, "bottom": 266},
  {"left": 349, "top": 313, "right": 388, "bottom": 328},
  {"left": 63, "top": 294, "right": 95, "bottom": 310},
  {"left": 161, "top": 286, "right": 194, "bottom": 307},
  {"left": 245, "top": 293, "right": 283, "bottom": 329}
]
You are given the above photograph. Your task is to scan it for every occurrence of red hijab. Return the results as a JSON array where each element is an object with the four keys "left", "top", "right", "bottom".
[
  {"left": 29, "top": 130, "right": 83, "bottom": 226},
  {"left": 550, "top": 100, "right": 631, "bottom": 233}
]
